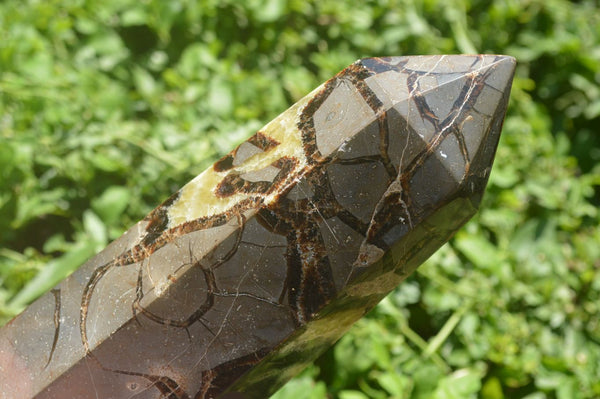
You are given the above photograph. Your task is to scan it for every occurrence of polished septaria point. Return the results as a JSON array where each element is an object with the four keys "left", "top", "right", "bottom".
[{"left": 0, "top": 55, "right": 515, "bottom": 398}]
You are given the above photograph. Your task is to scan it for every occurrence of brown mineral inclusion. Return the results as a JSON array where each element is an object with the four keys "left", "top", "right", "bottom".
[{"left": 0, "top": 55, "right": 516, "bottom": 398}]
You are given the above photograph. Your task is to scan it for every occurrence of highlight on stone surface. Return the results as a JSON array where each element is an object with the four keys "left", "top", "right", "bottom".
[{"left": 0, "top": 54, "right": 516, "bottom": 398}]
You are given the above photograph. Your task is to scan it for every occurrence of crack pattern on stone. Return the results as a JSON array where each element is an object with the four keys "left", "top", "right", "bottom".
[{"left": 0, "top": 55, "right": 515, "bottom": 399}]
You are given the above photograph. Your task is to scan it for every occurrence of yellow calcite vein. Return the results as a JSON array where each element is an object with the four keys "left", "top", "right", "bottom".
[{"left": 167, "top": 84, "right": 325, "bottom": 227}]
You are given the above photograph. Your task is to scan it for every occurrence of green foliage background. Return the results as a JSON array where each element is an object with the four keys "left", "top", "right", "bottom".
[{"left": 1, "top": 0, "right": 599, "bottom": 398}]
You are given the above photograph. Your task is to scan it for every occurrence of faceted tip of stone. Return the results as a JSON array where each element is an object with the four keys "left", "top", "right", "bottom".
[
  {"left": 459, "top": 54, "right": 516, "bottom": 205},
  {"left": 357, "top": 54, "right": 516, "bottom": 210},
  {"left": 411, "top": 55, "right": 516, "bottom": 208}
]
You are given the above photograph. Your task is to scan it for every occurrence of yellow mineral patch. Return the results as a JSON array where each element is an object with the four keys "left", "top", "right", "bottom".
[{"left": 167, "top": 84, "right": 325, "bottom": 226}]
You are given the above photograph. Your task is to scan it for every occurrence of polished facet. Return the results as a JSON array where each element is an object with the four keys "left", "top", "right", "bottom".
[{"left": 0, "top": 55, "right": 516, "bottom": 399}]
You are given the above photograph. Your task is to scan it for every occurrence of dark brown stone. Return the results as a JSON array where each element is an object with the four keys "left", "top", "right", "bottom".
[{"left": 0, "top": 55, "right": 516, "bottom": 399}]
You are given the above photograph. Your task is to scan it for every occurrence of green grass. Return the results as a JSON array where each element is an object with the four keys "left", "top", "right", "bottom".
[{"left": 1, "top": 0, "right": 599, "bottom": 398}]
